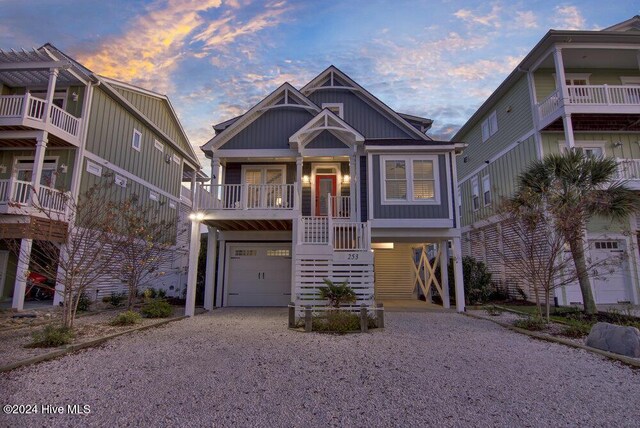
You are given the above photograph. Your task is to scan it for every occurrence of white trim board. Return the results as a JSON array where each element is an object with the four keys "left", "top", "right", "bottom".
[
  {"left": 379, "top": 154, "right": 441, "bottom": 205},
  {"left": 310, "top": 162, "right": 342, "bottom": 216}
]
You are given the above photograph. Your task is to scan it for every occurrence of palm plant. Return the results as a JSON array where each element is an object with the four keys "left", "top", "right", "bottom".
[{"left": 512, "top": 149, "right": 639, "bottom": 314}]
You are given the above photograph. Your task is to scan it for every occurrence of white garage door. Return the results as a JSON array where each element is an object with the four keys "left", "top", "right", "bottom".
[
  {"left": 225, "top": 243, "right": 292, "bottom": 307},
  {"left": 560, "top": 240, "right": 631, "bottom": 305}
]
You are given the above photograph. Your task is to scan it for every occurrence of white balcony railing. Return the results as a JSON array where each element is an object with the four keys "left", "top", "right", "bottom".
[
  {"left": 617, "top": 159, "right": 640, "bottom": 181},
  {"left": 329, "top": 195, "right": 351, "bottom": 218},
  {"left": 538, "top": 85, "right": 640, "bottom": 121},
  {"left": 333, "top": 221, "right": 370, "bottom": 251},
  {"left": 0, "top": 94, "right": 80, "bottom": 138},
  {"left": 0, "top": 178, "right": 67, "bottom": 214},
  {"left": 199, "top": 183, "right": 297, "bottom": 210}
]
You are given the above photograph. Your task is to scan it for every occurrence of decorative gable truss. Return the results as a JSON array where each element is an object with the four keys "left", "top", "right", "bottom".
[
  {"left": 300, "top": 66, "right": 430, "bottom": 141},
  {"left": 289, "top": 109, "right": 364, "bottom": 155},
  {"left": 202, "top": 83, "right": 320, "bottom": 153}
]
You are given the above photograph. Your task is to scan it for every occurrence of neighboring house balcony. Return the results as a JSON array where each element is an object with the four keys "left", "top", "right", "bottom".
[
  {"left": 537, "top": 85, "right": 640, "bottom": 128},
  {"left": 0, "top": 177, "right": 68, "bottom": 216},
  {"left": 0, "top": 94, "right": 81, "bottom": 145},
  {"left": 617, "top": 158, "right": 640, "bottom": 190}
]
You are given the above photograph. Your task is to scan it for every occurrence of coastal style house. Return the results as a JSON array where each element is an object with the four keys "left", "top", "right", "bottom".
[
  {"left": 454, "top": 16, "right": 640, "bottom": 306},
  {"left": 0, "top": 44, "right": 202, "bottom": 310},
  {"left": 184, "top": 66, "right": 466, "bottom": 315}
]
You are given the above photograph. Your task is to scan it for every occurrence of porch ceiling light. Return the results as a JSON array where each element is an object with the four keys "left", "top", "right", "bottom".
[
  {"left": 342, "top": 174, "right": 350, "bottom": 184},
  {"left": 0, "top": 164, "right": 6, "bottom": 174}
]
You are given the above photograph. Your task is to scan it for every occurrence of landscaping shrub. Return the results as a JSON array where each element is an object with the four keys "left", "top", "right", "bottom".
[
  {"left": 433, "top": 256, "right": 495, "bottom": 305},
  {"left": 485, "top": 305, "right": 503, "bottom": 316},
  {"left": 29, "top": 325, "right": 74, "bottom": 348},
  {"left": 513, "top": 316, "right": 546, "bottom": 331},
  {"left": 318, "top": 279, "right": 357, "bottom": 307},
  {"left": 142, "top": 288, "right": 157, "bottom": 299},
  {"left": 157, "top": 289, "right": 167, "bottom": 299},
  {"left": 76, "top": 292, "right": 92, "bottom": 312},
  {"left": 560, "top": 320, "right": 592, "bottom": 338},
  {"left": 311, "top": 310, "right": 376, "bottom": 334},
  {"left": 109, "top": 310, "right": 142, "bottom": 326},
  {"left": 140, "top": 299, "right": 172, "bottom": 318},
  {"left": 106, "top": 292, "right": 126, "bottom": 307}
]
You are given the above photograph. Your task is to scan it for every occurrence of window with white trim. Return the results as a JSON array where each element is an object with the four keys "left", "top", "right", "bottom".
[
  {"left": 471, "top": 176, "right": 479, "bottom": 211},
  {"left": 381, "top": 155, "right": 439, "bottom": 204},
  {"left": 321, "top": 103, "right": 344, "bottom": 119},
  {"left": 149, "top": 191, "right": 159, "bottom": 202},
  {"left": 482, "top": 175, "right": 491, "bottom": 206},
  {"left": 115, "top": 174, "right": 127, "bottom": 188},
  {"left": 481, "top": 111, "right": 498, "bottom": 142},
  {"left": 154, "top": 139, "right": 164, "bottom": 152},
  {"left": 132, "top": 129, "right": 142, "bottom": 151},
  {"left": 86, "top": 161, "right": 102, "bottom": 177}
]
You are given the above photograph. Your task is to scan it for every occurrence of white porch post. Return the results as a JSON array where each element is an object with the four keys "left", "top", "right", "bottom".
[
  {"left": 296, "top": 156, "right": 303, "bottom": 210},
  {"left": 215, "top": 240, "right": 225, "bottom": 307},
  {"left": 44, "top": 68, "right": 59, "bottom": 125},
  {"left": 562, "top": 114, "right": 576, "bottom": 149},
  {"left": 452, "top": 236, "right": 465, "bottom": 312},
  {"left": 211, "top": 157, "right": 221, "bottom": 184},
  {"left": 349, "top": 154, "right": 356, "bottom": 221},
  {"left": 440, "top": 239, "right": 450, "bottom": 309},
  {"left": 553, "top": 47, "right": 568, "bottom": 102},
  {"left": 203, "top": 226, "right": 217, "bottom": 311},
  {"left": 184, "top": 218, "right": 202, "bottom": 317},
  {"left": 31, "top": 136, "right": 48, "bottom": 196},
  {"left": 12, "top": 238, "right": 33, "bottom": 311}
]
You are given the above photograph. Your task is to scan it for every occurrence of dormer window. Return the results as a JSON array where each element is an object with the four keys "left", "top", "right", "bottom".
[{"left": 322, "top": 103, "right": 344, "bottom": 119}]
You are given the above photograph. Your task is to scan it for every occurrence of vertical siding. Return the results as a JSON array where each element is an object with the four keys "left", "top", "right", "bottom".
[
  {"left": 372, "top": 154, "right": 450, "bottom": 219},
  {"left": 0, "top": 148, "right": 76, "bottom": 191},
  {"left": 306, "top": 130, "right": 348, "bottom": 149},
  {"left": 541, "top": 131, "right": 640, "bottom": 159},
  {"left": 307, "top": 89, "right": 413, "bottom": 139},
  {"left": 460, "top": 135, "right": 538, "bottom": 226},
  {"left": 219, "top": 108, "right": 314, "bottom": 150},
  {"left": 457, "top": 76, "right": 534, "bottom": 179},
  {"left": 86, "top": 88, "right": 182, "bottom": 197}
]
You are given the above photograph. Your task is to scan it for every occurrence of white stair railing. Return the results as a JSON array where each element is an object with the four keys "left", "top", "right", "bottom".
[
  {"left": 300, "top": 216, "right": 329, "bottom": 244},
  {"left": 330, "top": 195, "right": 350, "bottom": 218}
]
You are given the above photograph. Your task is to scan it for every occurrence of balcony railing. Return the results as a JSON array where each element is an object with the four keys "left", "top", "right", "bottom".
[
  {"left": 199, "top": 183, "right": 297, "bottom": 210},
  {"left": 0, "top": 178, "right": 68, "bottom": 214},
  {"left": 0, "top": 94, "right": 81, "bottom": 138},
  {"left": 616, "top": 159, "right": 640, "bottom": 181},
  {"left": 537, "top": 85, "right": 640, "bottom": 121},
  {"left": 329, "top": 195, "right": 351, "bottom": 218}
]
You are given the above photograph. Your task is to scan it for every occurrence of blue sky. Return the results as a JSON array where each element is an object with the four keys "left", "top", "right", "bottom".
[{"left": 1, "top": 0, "right": 638, "bottom": 167}]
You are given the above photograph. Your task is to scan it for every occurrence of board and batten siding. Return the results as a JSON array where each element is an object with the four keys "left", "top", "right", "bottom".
[
  {"left": 459, "top": 135, "right": 538, "bottom": 227},
  {"left": 86, "top": 88, "right": 183, "bottom": 197},
  {"left": 457, "top": 76, "right": 534, "bottom": 179},
  {"left": 0, "top": 148, "right": 76, "bottom": 191},
  {"left": 541, "top": 131, "right": 640, "bottom": 159},
  {"left": 218, "top": 108, "right": 314, "bottom": 150},
  {"left": 306, "top": 130, "right": 348, "bottom": 149},
  {"left": 533, "top": 68, "right": 640, "bottom": 102},
  {"left": 111, "top": 86, "right": 193, "bottom": 157},
  {"left": 224, "top": 162, "right": 297, "bottom": 184},
  {"left": 373, "top": 244, "right": 415, "bottom": 300},
  {"left": 371, "top": 154, "right": 449, "bottom": 219},
  {"left": 307, "top": 89, "right": 413, "bottom": 139}
]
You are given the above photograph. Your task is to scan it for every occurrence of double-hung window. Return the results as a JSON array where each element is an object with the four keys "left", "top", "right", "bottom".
[
  {"left": 381, "top": 155, "right": 439, "bottom": 204},
  {"left": 482, "top": 175, "right": 491, "bottom": 206},
  {"left": 471, "top": 177, "right": 480, "bottom": 211},
  {"left": 481, "top": 111, "right": 498, "bottom": 142}
]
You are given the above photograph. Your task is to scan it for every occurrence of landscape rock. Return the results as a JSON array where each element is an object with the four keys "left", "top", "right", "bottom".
[{"left": 586, "top": 322, "right": 640, "bottom": 358}]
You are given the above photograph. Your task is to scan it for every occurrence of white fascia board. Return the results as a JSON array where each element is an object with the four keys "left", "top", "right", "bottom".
[
  {"left": 365, "top": 146, "right": 456, "bottom": 152},
  {"left": 371, "top": 225, "right": 460, "bottom": 239},
  {"left": 213, "top": 149, "right": 298, "bottom": 159}
]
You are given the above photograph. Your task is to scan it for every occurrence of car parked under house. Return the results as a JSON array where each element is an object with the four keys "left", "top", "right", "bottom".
[{"left": 184, "top": 66, "right": 466, "bottom": 315}]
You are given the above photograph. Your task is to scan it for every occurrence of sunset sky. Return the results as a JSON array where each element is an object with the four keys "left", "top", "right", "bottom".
[{"left": 1, "top": 1, "right": 638, "bottom": 168}]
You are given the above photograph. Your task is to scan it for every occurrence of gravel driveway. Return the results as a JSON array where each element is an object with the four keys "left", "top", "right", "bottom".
[{"left": 1, "top": 308, "right": 639, "bottom": 427}]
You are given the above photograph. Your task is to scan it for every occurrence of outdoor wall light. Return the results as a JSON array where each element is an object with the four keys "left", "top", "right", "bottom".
[
  {"left": 342, "top": 174, "right": 350, "bottom": 184},
  {"left": 0, "top": 164, "right": 6, "bottom": 174},
  {"left": 72, "top": 92, "right": 79, "bottom": 102},
  {"left": 59, "top": 164, "right": 68, "bottom": 173},
  {"left": 302, "top": 175, "right": 310, "bottom": 184},
  {"left": 188, "top": 212, "right": 205, "bottom": 221}
]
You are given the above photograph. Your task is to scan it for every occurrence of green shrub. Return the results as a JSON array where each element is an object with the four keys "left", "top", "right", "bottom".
[
  {"left": 76, "top": 292, "right": 92, "bottom": 312},
  {"left": 434, "top": 256, "right": 494, "bottom": 305},
  {"left": 109, "top": 310, "right": 142, "bottom": 326},
  {"left": 560, "top": 320, "right": 591, "bottom": 338},
  {"left": 318, "top": 279, "right": 357, "bottom": 308},
  {"left": 28, "top": 325, "right": 74, "bottom": 348},
  {"left": 142, "top": 288, "right": 157, "bottom": 299},
  {"left": 485, "top": 305, "right": 503, "bottom": 316},
  {"left": 157, "top": 289, "right": 167, "bottom": 299},
  {"left": 106, "top": 292, "right": 126, "bottom": 307},
  {"left": 513, "top": 316, "right": 546, "bottom": 331},
  {"left": 140, "top": 299, "right": 172, "bottom": 318},
  {"left": 312, "top": 310, "right": 361, "bottom": 334}
]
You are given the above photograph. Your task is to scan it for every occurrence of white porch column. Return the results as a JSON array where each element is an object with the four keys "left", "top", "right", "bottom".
[
  {"left": 184, "top": 218, "right": 202, "bottom": 317},
  {"left": 562, "top": 114, "right": 576, "bottom": 149},
  {"left": 349, "top": 154, "right": 356, "bottom": 221},
  {"left": 296, "top": 156, "right": 303, "bottom": 210},
  {"left": 440, "top": 240, "right": 450, "bottom": 309},
  {"left": 452, "top": 236, "right": 465, "bottom": 312},
  {"left": 215, "top": 240, "right": 226, "bottom": 307},
  {"left": 203, "top": 226, "right": 217, "bottom": 310},
  {"left": 211, "top": 157, "right": 221, "bottom": 184},
  {"left": 12, "top": 238, "right": 33, "bottom": 311},
  {"left": 31, "top": 136, "right": 48, "bottom": 198},
  {"left": 553, "top": 47, "right": 568, "bottom": 101},
  {"left": 44, "top": 69, "right": 59, "bottom": 125}
]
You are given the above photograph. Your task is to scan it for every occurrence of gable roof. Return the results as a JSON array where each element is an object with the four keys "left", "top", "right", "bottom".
[
  {"left": 300, "top": 65, "right": 430, "bottom": 141},
  {"left": 289, "top": 108, "right": 364, "bottom": 150},
  {"left": 605, "top": 15, "right": 640, "bottom": 32},
  {"left": 201, "top": 82, "right": 320, "bottom": 155}
]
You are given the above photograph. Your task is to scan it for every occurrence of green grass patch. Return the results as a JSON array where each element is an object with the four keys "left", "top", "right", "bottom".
[
  {"left": 27, "top": 325, "right": 75, "bottom": 348},
  {"left": 311, "top": 310, "right": 376, "bottom": 334},
  {"left": 513, "top": 317, "right": 547, "bottom": 331},
  {"left": 140, "top": 299, "right": 173, "bottom": 318}
]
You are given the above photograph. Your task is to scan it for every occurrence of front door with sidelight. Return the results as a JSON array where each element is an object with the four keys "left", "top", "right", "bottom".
[{"left": 315, "top": 175, "right": 336, "bottom": 216}]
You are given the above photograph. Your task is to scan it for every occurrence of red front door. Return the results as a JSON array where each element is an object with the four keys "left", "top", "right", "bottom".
[{"left": 315, "top": 175, "right": 337, "bottom": 216}]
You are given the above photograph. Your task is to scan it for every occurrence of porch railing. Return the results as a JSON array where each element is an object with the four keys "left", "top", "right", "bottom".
[
  {"left": 199, "top": 183, "right": 296, "bottom": 210},
  {"left": 538, "top": 85, "right": 640, "bottom": 121},
  {"left": 299, "top": 216, "right": 329, "bottom": 244},
  {"left": 329, "top": 195, "right": 351, "bottom": 218},
  {"left": 0, "top": 94, "right": 80, "bottom": 138},
  {"left": 616, "top": 159, "right": 640, "bottom": 181},
  {"left": 0, "top": 178, "right": 67, "bottom": 214},
  {"left": 333, "top": 221, "right": 370, "bottom": 251}
]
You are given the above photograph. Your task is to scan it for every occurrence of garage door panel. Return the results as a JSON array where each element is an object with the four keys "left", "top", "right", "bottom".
[{"left": 226, "top": 244, "right": 291, "bottom": 307}]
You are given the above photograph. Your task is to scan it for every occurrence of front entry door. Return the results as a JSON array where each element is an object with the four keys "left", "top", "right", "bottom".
[{"left": 315, "top": 175, "right": 337, "bottom": 216}]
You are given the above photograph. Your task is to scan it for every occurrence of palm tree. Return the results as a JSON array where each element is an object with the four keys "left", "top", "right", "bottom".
[{"left": 512, "top": 149, "right": 639, "bottom": 314}]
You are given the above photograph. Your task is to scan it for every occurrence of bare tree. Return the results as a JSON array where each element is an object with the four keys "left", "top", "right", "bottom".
[
  {"left": 106, "top": 194, "right": 187, "bottom": 308},
  {"left": 2, "top": 181, "right": 118, "bottom": 329}
]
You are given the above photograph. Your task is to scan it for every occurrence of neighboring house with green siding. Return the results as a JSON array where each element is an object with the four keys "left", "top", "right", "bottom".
[
  {"left": 454, "top": 16, "right": 640, "bottom": 306},
  {"left": 0, "top": 44, "right": 203, "bottom": 310}
]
